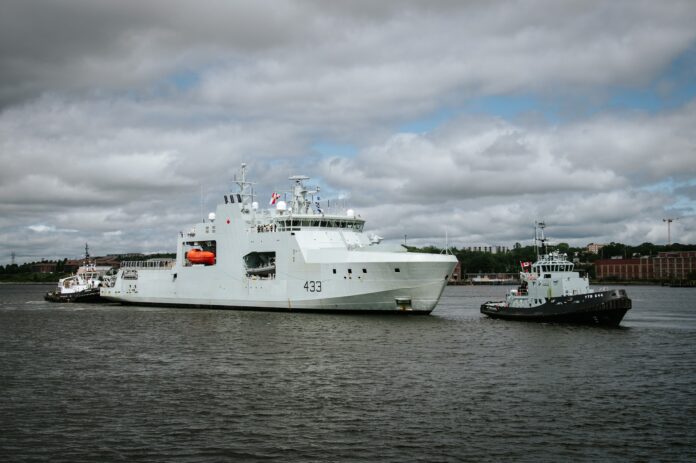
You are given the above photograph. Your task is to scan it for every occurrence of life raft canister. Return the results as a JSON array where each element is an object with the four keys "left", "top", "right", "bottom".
[{"left": 186, "top": 249, "right": 216, "bottom": 265}]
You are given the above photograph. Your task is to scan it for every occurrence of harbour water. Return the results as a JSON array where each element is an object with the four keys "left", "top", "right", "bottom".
[{"left": 1, "top": 284, "right": 695, "bottom": 461}]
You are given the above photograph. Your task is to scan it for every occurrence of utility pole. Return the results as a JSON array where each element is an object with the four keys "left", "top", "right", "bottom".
[
  {"left": 11, "top": 251, "right": 16, "bottom": 266},
  {"left": 663, "top": 218, "right": 677, "bottom": 245}
]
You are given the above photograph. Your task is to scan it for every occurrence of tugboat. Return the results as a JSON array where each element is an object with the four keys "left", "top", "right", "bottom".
[
  {"left": 481, "top": 222, "right": 631, "bottom": 326},
  {"left": 44, "top": 244, "right": 113, "bottom": 303}
]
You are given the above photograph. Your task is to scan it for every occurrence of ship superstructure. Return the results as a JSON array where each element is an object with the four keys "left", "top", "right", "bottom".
[{"left": 101, "top": 165, "right": 457, "bottom": 313}]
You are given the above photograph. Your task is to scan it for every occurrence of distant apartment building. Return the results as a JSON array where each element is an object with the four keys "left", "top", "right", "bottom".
[
  {"left": 587, "top": 243, "right": 606, "bottom": 254},
  {"left": 595, "top": 251, "right": 696, "bottom": 280}
]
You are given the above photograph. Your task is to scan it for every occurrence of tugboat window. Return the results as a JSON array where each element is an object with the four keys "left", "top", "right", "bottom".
[{"left": 395, "top": 268, "right": 400, "bottom": 272}]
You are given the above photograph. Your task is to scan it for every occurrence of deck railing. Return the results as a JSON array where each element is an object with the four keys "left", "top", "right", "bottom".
[{"left": 120, "top": 260, "right": 175, "bottom": 270}]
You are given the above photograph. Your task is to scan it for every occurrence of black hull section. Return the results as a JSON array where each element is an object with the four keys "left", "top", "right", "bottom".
[
  {"left": 481, "top": 289, "right": 631, "bottom": 327},
  {"left": 44, "top": 288, "right": 104, "bottom": 303}
]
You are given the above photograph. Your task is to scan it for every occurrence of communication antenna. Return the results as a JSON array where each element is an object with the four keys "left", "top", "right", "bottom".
[
  {"left": 11, "top": 251, "right": 16, "bottom": 266},
  {"left": 441, "top": 230, "right": 453, "bottom": 255},
  {"left": 200, "top": 185, "right": 204, "bottom": 222}
]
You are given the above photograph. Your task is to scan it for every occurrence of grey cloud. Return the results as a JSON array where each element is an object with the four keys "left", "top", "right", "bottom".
[
  {"left": 1, "top": 1, "right": 695, "bottom": 263},
  {"left": 3, "top": 0, "right": 695, "bottom": 112}
]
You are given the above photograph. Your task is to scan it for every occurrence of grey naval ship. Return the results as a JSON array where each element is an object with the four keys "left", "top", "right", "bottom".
[
  {"left": 101, "top": 164, "right": 457, "bottom": 313},
  {"left": 481, "top": 222, "right": 631, "bottom": 326}
]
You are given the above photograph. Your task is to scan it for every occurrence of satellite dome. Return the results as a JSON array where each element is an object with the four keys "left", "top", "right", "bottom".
[
  {"left": 251, "top": 201, "right": 259, "bottom": 210},
  {"left": 276, "top": 201, "right": 287, "bottom": 211},
  {"left": 208, "top": 212, "right": 216, "bottom": 221},
  {"left": 346, "top": 209, "right": 355, "bottom": 218}
]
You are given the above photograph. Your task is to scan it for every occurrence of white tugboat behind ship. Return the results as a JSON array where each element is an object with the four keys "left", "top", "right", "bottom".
[
  {"left": 101, "top": 164, "right": 457, "bottom": 313},
  {"left": 481, "top": 222, "right": 631, "bottom": 326},
  {"left": 45, "top": 244, "right": 112, "bottom": 303}
]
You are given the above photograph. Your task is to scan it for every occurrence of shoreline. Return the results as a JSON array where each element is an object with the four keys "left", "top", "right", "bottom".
[{"left": 0, "top": 281, "right": 55, "bottom": 285}]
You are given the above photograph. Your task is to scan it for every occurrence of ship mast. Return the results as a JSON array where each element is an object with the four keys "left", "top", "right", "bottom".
[
  {"left": 288, "top": 175, "right": 319, "bottom": 215},
  {"left": 535, "top": 221, "right": 547, "bottom": 259},
  {"left": 234, "top": 163, "right": 255, "bottom": 209}
]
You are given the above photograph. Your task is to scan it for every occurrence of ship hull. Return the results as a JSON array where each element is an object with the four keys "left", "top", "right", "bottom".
[
  {"left": 481, "top": 289, "right": 631, "bottom": 327},
  {"left": 101, "top": 279, "right": 449, "bottom": 314},
  {"left": 101, "top": 259, "right": 455, "bottom": 314},
  {"left": 44, "top": 288, "right": 104, "bottom": 303}
]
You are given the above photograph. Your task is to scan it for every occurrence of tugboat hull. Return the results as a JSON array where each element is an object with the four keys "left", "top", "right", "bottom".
[
  {"left": 481, "top": 289, "right": 631, "bottom": 327},
  {"left": 44, "top": 288, "right": 104, "bottom": 303}
]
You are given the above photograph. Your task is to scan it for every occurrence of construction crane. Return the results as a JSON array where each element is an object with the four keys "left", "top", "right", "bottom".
[{"left": 663, "top": 218, "right": 678, "bottom": 245}]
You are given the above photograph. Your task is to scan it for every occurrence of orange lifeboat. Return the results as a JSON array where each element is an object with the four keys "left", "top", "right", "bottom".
[{"left": 187, "top": 249, "right": 215, "bottom": 265}]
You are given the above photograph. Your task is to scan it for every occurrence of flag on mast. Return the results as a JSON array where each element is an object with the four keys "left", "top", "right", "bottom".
[{"left": 269, "top": 192, "right": 281, "bottom": 205}]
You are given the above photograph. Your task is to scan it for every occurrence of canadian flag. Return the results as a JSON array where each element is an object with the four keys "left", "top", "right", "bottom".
[
  {"left": 269, "top": 192, "right": 281, "bottom": 205},
  {"left": 520, "top": 261, "right": 532, "bottom": 271}
]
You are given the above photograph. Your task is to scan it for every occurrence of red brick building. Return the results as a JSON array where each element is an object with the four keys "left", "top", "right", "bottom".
[
  {"left": 595, "top": 251, "right": 696, "bottom": 281},
  {"left": 595, "top": 257, "right": 654, "bottom": 280},
  {"left": 653, "top": 251, "right": 696, "bottom": 280},
  {"left": 31, "top": 262, "right": 57, "bottom": 273},
  {"left": 448, "top": 261, "right": 462, "bottom": 284}
]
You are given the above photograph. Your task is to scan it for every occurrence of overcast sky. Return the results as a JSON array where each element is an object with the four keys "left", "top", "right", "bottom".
[{"left": 2, "top": 0, "right": 696, "bottom": 264}]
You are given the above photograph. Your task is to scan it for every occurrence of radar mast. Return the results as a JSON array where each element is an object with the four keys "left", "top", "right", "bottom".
[
  {"left": 535, "top": 221, "right": 547, "bottom": 259},
  {"left": 234, "top": 163, "right": 255, "bottom": 208},
  {"left": 288, "top": 175, "right": 319, "bottom": 214}
]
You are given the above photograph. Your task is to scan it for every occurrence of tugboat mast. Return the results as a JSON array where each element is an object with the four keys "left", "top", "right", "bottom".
[{"left": 535, "top": 221, "right": 547, "bottom": 259}]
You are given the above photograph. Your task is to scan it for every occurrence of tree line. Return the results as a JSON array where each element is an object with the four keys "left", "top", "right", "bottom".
[
  {"left": 407, "top": 242, "right": 696, "bottom": 275},
  {"left": 2, "top": 243, "right": 695, "bottom": 281}
]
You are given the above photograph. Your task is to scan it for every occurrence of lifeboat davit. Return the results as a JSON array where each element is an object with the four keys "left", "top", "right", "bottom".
[{"left": 187, "top": 249, "right": 215, "bottom": 265}]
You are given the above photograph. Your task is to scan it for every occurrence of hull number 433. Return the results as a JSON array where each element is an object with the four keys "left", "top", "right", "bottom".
[{"left": 304, "top": 281, "right": 322, "bottom": 292}]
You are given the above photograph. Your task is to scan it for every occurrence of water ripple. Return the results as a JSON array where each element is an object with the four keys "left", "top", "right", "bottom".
[{"left": 1, "top": 284, "right": 695, "bottom": 461}]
